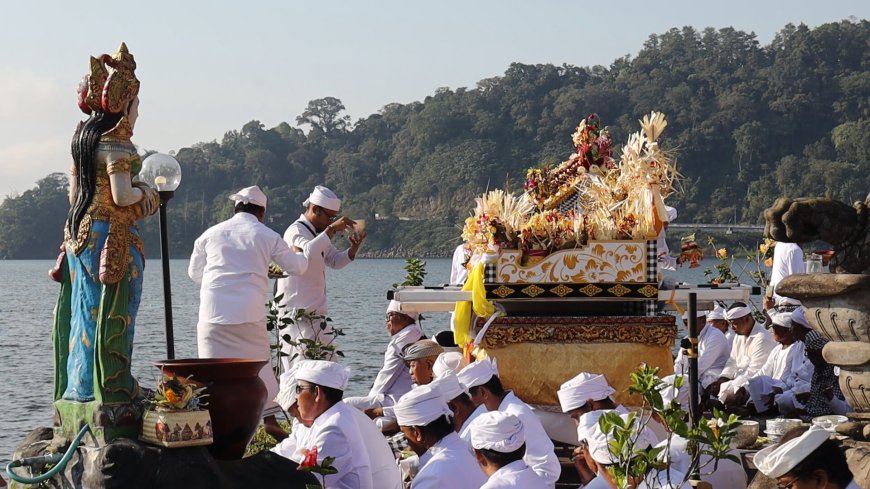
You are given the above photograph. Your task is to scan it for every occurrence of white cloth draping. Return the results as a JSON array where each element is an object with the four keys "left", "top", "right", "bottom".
[
  {"left": 673, "top": 324, "right": 731, "bottom": 388},
  {"left": 754, "top": 425, "right": 829, "bottom": 478},
  {"left": 744, "top": 342, "right": 809, "bottom": 411},
  {"left": 196, "top": 320, "right": 281, "bottom": 417},
  {"left": 412, "top": 432, "right": 488, "bottom": 489},
  {"left": 557, "top": 373, "right": 615, "bottom": 412},
  {"left": 189, "top": 212, "right": 309, "bottom": 325},
  {"left": 393, "top": 384, "right": 453, "bottom": 427},
  {"left": 718, "top": 322, "right": 777, "bottom": 399},
  {"left": 369, "top": 322, "right": 424, "bottom": 399},
  {"left": 277, "top": 213, "right": 353, "bottom": 371},
  {"left": 347, "top": 406, "right": 403, "bottom": 489},
  {"left": 459, "top": 404, "right": 487, "bottom": 443},
  {"left": 295, "top": 402, "right": 373, "bottom": 489},
  {"left": 470, "top": 411, "right": 525, "bottom": 452},
  {"left": 229, "top": 185, "right": 268, "bottom": 208},
  {"left": 659, "top": 434, "right": 747, "bottom": 488},
  {"left": 481, "top": 459, "right": 549, "bottom": 489},
  {"left": 495, "top": 392, "right": 561, "bottom": 486}
]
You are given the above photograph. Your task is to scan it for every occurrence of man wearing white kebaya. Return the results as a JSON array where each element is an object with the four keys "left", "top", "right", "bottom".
[
  {"left": 277, "top": 185, "right": 365, "bottom": 370},
  {"left": 188, "top": 185, "right": 311, "bottom": 439},
  {"left": 459, "top": 359, "right": 561, "bottom": 486},
  {"left": 670, "top": 308, "right": 730, "bottom": 391},
  {"left": 470, "top": 411, "right": 548, "bottom": 488},
  {"left": 293, "top": 360, "right": 374, "bottom": 489},
  {"left": 394, "top": 384, "right": 487, "bottom": 489}
]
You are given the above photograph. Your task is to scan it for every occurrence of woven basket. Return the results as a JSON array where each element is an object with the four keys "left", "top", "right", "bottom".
[{"left": 140, "top": 409, "right": 213, "bottom": 448}]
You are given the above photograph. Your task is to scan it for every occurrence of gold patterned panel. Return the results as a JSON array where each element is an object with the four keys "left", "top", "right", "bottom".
[
  {"left": 608, "top": 284, "right": 631, "bottom": 297},
  {"left": 496, "top": 242, "right": 647, "bottom": 284},
  {"left": 481, "top": 323, "right": 677, "bottom": 348},
  {"left": 550, "top": 284, "right": 573, "bottom": 297},
  {"left": 520, "top": 285, "right": 545, "bottom": 297},
  {"left": 578, "top": 284, "right": 603, "bottom": 296},
  {"left": 491, "top": 285, "right": 515, "bottom": 298},
  {"left": 637, "top": 285, "right": 659, "bottom": 298}
]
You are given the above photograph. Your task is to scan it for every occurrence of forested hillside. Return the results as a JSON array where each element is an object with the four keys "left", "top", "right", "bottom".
[{"left": 1, "top": 20, "right": 867, "bottom": 259}]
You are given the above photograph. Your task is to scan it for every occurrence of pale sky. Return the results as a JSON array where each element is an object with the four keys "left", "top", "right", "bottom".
[{"left": 1, "top": 0, "right": 866, "bottom": 199}]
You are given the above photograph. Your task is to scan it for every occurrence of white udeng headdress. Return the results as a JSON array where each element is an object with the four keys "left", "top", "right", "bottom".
[
  {"left": 393, "top": 384, "right": 452, "bottom": 427},
  {"left": 754, "top": 426, "right": 830, "bottom": 478},
  {"left": 433, "top": 351, "right": 467, "bottom": 378},
  {"left": 457, "top": 358, "right": 498, "bottom": 389},
  {"left": 303, "top": 185, "right": 341, "bottom": 211},
  {"left": 724, "top": 305, "right": 752, "bottom": 321},
  {"left": 557, "top": 372, "right": 615, "bottom": 413},
  {"left": 229, "top": 185, "right": 268, "bottom": 208},
  {"left": 428, "top": 371, "right": 468, "bottom": 401},
  {"left": 295, "top": 360, "right": 350, "bottom": 391},
  {"left": 470, "top": 411, "right": 525, "bottom": 453}
]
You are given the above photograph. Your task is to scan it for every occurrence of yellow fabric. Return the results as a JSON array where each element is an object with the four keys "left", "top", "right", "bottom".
[
  {"left": 476, "top": 342, "right": 675, "bottom": 407},
  {"left": 453, "top": 263, "right": 495, "bottom": 347}
]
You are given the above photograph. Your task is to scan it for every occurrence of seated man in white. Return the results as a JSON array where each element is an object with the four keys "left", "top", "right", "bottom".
[
  {"left": 584, "top": 412, "right": 684, "bottom": 489},
  {"left": 459, "top": 359, "right": 561, "bottom": 486},
  {"left": 672, "top": 308, "right": 730, "bottom": 390},
  {"left": 557, "top": 372, "right": 629, "bottom": 487},
  {"left": 345, "top": 300, "right": 424, "bottom": 428},
  {"left": 725, "top": 310, "right": 811, "bottom": 414},
  {"left": 470, "top": 411, "right": 549, "bottom": 488},
  {"left": 272, "top": 366, "right": 401, "bottom": 489},
  {"left": 706, "top": 305, "right": 734, "bottom": 348},
  {"left": 394, "top": 384, "right": 487, "bottom": 489},
  {"left": 374, "top": 339, "right": 445, "bottom": 432},
  {"left": 755, "top": 426, "right": 859, "bottom": 489},
  {"left": 293, "top": 360, "right": 373, "bottom": 489},
  {"left": 706, "top": 302, "right": 777, "bottom": 403}
]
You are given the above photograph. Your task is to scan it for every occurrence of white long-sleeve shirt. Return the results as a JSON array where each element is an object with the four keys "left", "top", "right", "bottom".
[
  {"left": 656, "top": 230, "right": 678, "bottom": 271},
  {"left": 368, "top": 323, "right": 425, "bottom": 399},
  {"left": 277, "top": 214, "right": 353, "bottom": 315},
  {"left": 188, "top": 212, "right": 309, "bottom": 325},
  {"left": 412, "top": 432, "right": 487, "bottom": 489},
  {"left": 674, "top": 324, "right": 731, "bottom": 388},
  {"left": 482, "top": 459, "right": 549, "bottom": 488},
  {"left": 770, "top": 243, "right": 804, "bottom": 299},
  {"left": 496, "top": 392, "right": 561, "bottom": 486},
  {"left": 721, "top": 322, "right": 777, "bottom": 383},
  {"left": 295, "top": 402, "right": 373, "bottom": 489}
]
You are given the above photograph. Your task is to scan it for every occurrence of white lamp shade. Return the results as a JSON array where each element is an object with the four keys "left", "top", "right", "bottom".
[{"left": 140, "top": 153, "right": 182, "bottom": 191}]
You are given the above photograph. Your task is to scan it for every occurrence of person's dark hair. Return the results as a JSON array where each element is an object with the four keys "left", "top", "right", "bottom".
[
  {"left": 234, "top": 202, "right": 265, "bottom": 216},
  {"left": 435, "top": 330, "right": 458, "bottom": 348},
  {"left": 450, "top": 392, "right": 474, "bottom": 406},
  {"left": 318, "top": 385, "right": 344, "bottom": 405},
  {"left": 480, "top": 375, "right": 506, "bottom": 396},
  {"left": 778, "top": 427, "right": 853, "bottom": 486},
  {"left": 476, "top": 443, "right": 526, "bottom": 468},
  {"left": 728, "top": 301, "right": 747, "bottom": 310},
  {"left": 67, "top": 111, "right": 124, "bottom": 238},
  {"left": 416, "top": 415, "right": 454, "bottom": 440}
]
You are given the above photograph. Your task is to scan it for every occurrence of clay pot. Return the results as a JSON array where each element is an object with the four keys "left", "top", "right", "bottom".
[{"left": 154, "top": 358, "right": 267, "bottom": 459}]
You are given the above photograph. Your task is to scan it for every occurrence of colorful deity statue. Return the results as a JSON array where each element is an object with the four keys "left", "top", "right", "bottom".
[{"left": 53, "top": 43, "right": 159, "bottom": 441}]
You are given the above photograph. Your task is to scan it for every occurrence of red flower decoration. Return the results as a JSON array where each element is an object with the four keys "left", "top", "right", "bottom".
[{"left": 300, "top": 446, "right": 318, "bottom": 469}]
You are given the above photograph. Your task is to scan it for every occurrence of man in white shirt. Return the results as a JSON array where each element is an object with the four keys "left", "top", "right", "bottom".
[
  {"left": 755, "top": 426, "right": 859, "bottom": 489},
  {"left": 293, "top": 360, "right": 374, "bottom": 489},
  {"left": 272, "top": 366, "right": 402, "bottom": 489},
  {"left": 656, "top": 206, "right": 681, "bottom": 271},
  {"left": 277, "top": 186, "right": 365, "bottom": 371},
  {"left": 557, "top": 372, "right": 629, "bottom": 487},
  {"left": 769, "top": 242, "right": 805, "bottom": 300},
  {"left": 470, "top": 411, "right": 548, "bottom": 488},
  {"left": 672, "top": 309, "right": 730, "bottom": 389},
  {"left": 706, "top": 305, "right": 735, "bottom": 348},
  {"left": 345, "top": 300, "right": 425, "bottom": 429},
  {"left": 188, "top": 186, "right": 311, "bottom": 440},
  {"left": 394, "top": 384, "right": 487, "bottom": 489},
  {"left": 460, "top": 359, "right": 561, "bottom": 486},
  {"left": 707, "top": 302, "right": 777, "bottom": 403}
]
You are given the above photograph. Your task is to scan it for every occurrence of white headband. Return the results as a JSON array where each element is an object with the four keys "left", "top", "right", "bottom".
[
  {"left": 754, "top": 426, "right": 830, "bottom": 478},
  {"left": 295, "top": 360, "right": 350, "bottom": 391},
  {"left": 229, "top": 185, "right": 268, "bottom": 208},
  {"left": 557, "top": 372, "right": 615, "bottom": 413},
  {"left": 433, "top": 351, "right": 467, "bottom": 379},
  {"left": 791, "top": 307, "right": 811, "bottom": 329},
  {"left": 393, "top": 384, "right": 453, "bottom": 427},
  {"left": 470, "top": 411, "right": 525, "bottom": 453},
  {"left": 303, "top": 185, "right": 341, "bottom": 211},
  {"left": 274, "top": 366, "right": 299, "bottom": 410},
  {"left": 387, "top": 299, "right": 418, "bottom": 321},
  {"left": 457, "top": 358, "right": 498, "bottom": 389},
  {"left": 707, "top": 306, "right": 726, "bottom": 320},
  {"left": 724, "top": 305, "right": 752, "bottom": 321},
  {"left": 429, "top": 371, "right": 468, "bottom": 401}
]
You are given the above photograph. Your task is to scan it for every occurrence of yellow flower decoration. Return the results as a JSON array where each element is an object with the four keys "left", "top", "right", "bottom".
[{"left": 716, "top": 248, "right": 728, "bottom": 259}]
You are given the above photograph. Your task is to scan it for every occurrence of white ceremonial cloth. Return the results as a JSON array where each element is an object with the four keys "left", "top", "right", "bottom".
[
  {"left": 496, "top": 391, "right": 561, "bottom": 486},
  {"left": 295, "top": 401, "right": 373, "bottom": 489},
  {"left": 656, "top": 229, "right": 678, "bottom": 271},
  {"left": 481, "top": 459, "right": 549, "bottom": 489},
  {"left": 370, "top": 322, "right": 425, "bottom": 399},
  {"left": 347, "top": 405, "right": 403, "bottom": 489},
  {"left": 674, "top": 324, "right": 731, "bottom": 388},
  {"left": 271, "top": 418, "right": 307, "bottom": 460},
  {"left": 450, "top": 244, "right": 470, "bottom": 286},
  {"left": 719, "top": 322, "right": 777, "bottom": 399},
  {"left": 770, "top": 243, "right": 805, "bottom": 299},
  {"left": 460, "top": 404, "right": 487, "bottom": 443},
  {"left": 196, "top": 320, "right": 281, "bottom": 416},
  {"left": 189, "top": 212, "right": 309, "bottom": 325},
  {"left": 277, "top": 213, "right": 352, "bottom": 370},
  {"left": 661, "top": 434, "right": 747, "bottom": 489},
  {"left": 412, "top": 432, "right": 487, "bottom": 489}
]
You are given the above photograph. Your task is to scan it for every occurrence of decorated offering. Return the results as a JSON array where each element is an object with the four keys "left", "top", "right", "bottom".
[
  {"left": 679, "top": 234, "right": 704, "bottom": 268},
  {"left": 140, "top": 373, "right": 212, "bottom": 448}
]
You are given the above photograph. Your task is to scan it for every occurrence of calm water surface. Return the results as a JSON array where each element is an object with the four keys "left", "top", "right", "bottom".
[{"left": 0, "top": 257, "right": 728, "bottom": 465}]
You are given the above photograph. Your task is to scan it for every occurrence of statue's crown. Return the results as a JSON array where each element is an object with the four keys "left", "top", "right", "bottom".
[{"left": 76, "top": 42, "right": 140, "bottom": 115}]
